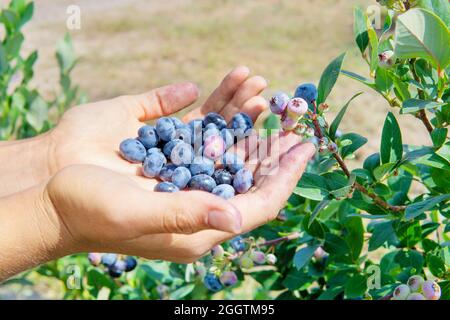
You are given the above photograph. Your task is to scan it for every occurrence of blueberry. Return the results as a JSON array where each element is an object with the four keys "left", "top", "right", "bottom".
[
  {"left": 204, "top": 112, "right": 227, "bottom": 130},
  {"left": 240, "top": 256, "right": 254, "bottom": 269},
  {"left": 88, "top": 252, "right": 102, "bottom": 266},
  {"left": 294, "top": 83, "right": 318, "bottom": 104},
  {"left": 124, "top": 256, "right": 138, "bottom": 272},
  {"left": 407, "top": 275, "right": 424, "bottom": 292},
  {"left": 189, "top": 119, "right": 204, "bottom": 145},
  {"left": 190, "top": 156, "right": 215, "bottom": 176},
  {"left": 287, "top": 97, "right": 308, "bottom": 118},
  {"left": 211, "top": 245, "right": 224, "bottom": 259},
  {"left": 266, "top": 253, "right": 277, "bottom": 265},
  {"left": 220, "top": 271, "right": 238, "bottom": 287},
  {"left": 203, "top": 274, "right": 223, "bottom": 292},
  {"left": 174, "top": 126, "right": 192, "bottom": 143},
  {"left": 407, "top": 293, "right": 426, "bottom": 300},
  {"left": 163, "top": 139, "right": 183, "bottom": 157},
  {"left": 170, "top": 142, "right": 194, "bottom": 166},
  {"left": 204, "top": 123, "right": 219, "bottom": 131},
  {"left": 143, "top": 150, "right": 167, "bottom": 178},
  {"left": 203, "top": 135, "right": 226, "bottom": 160},
  {"left": 171, "top": 166, "right": 192, "bottom": 189},
  {"left": 156, "top": 117, "right": 176, "bottom": 141},
  {"left": 203, "top": 127, "right": 221, "bottom": 141},
  {"left": 270, "top": 92, "right": 290, "bottom": 115},
  {"left": 147, "top": 147, "right": 162, "bottom": 156},
  {"left": 421, "top": 280, "right": 441, "bottom": 300},
  {"left": 170, "top": 117, "right": 185, "bottom": 129},
  {"left": 222, "top": 153, "right": 244, "bottom": 174},
  {"left": 188, "top": 174, "right": 217, "bottom": 192},
  {"left": 250, "top": 250, "right": 266, "bottom": 264},
  {"left": 212, "top": 184, "right": 235, "bottom": 199},
  {"left": 101, "top": 253, "right": 117, "bottom": 267},
  {"left": 233, "top": 168, "right": 253, "bottom": 194},
  {"left": 221, "top": 128, "right": 235, "bottom": 149},
  {"left": 392, "top": 284, "right": 410, "bottom": 300},
  {"left": 229, "top": 112, "right": 253, "bottom": 139},
  {"left": 154, "top": 182, "right": 180, "bottom": 193},
  {"left": 137, "top": 125, "right": 159, "bottom": 149},
  {"left": 230, "top": 236, "right": 246, "bottom": 252},
  {"left": 213, "top": 169, "right": 233, "bottom": 185},
  {"left": 159, "top": 164, "right": 178, "bottom": 182},
  {"left": 119, "top": 139, "right": 147, "bottom": 163},
  {"left": 108, "top": 260, "right": 126, "bottom": 278}
]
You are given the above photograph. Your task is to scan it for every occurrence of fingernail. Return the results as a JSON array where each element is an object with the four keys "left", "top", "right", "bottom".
[{"left": 208, "top": 210, "right": 242, "bottom": 233}]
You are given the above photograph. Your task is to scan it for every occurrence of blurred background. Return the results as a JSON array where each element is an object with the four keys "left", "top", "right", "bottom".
[{"left": 0, "top": 0, "right": 431, "bottom": 298}]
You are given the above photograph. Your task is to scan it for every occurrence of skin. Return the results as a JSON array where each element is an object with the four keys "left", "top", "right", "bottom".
[{"left": 0, "top": 66, "right": 315, "bottom": 281}]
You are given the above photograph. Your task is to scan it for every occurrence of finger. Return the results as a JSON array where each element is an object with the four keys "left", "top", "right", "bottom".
[
  {"left": 238, "top": 96, "right": 269, "bottom": 123},
  {"left": 124, "top": 82, "right": 200, "bottom": 121},
  {"left": 222, "top": 76, "right": 267, "bottom": 122},
  {"left": 232, "top": 142, "right": 316, "bottom": 230},
  {"left": 202, "top": 66, "right": 250, "bottom": 114},
  {"left": 125, "top": 190, "right": 243, "bottom": 235}
]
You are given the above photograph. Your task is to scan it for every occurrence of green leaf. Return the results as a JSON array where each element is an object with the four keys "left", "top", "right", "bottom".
[
  {"left": 405, "top": 194, "right": 450, "bottom": 220},
  {"left": 394, "top": 8, "right": 450, "bottom": 71},
  {"left": 401, "top": 98, "right": 445, "bottom": 114},
  {"left": 25, "top": 96, "right": 48, "bottom": 132},
  {"left": 344, "top": 274, "right": 367, "bottom": 299},
  {"left": 341, "top": 70, "right": 377, "bottom": 89},
  {"left": 293, "top": 244, "right": 319, "bottom": 270},
  {"left": 431, "top": 128, "right": 448, "bottom": 148},
  {"left": 56, "top": 33, "right": 76, "bottom": 73},
  {"left": 353, "top": 7, "right": 369, "bottom": 54},
  {"left": 317, "top": 53, "right": 346, "bottom": 105},
  {"left": 369, "top": 221, "right": 396, "bottom": 251},
  {"left": 375, "top": 67, "right": 394, "bottom": 93},
  {"left": 418, "top": 0, "right": 450, "bottom": 26},
  {"left": 294, "top": 173, "right": 329, "bottom": 201},
  {"left": 380, "top": 112, "right": 403, "bottom": 164},
  {"left": 324, "top": 233, "right": 350, "bottom": 256},
  {"left": 169, "top": 284, "right": 195, "bottom": 300},
  {"left": 427, "top": 255, "right": 446, "bottom": 278},
  {"left": 309, "top": 198, "right": 331, "bottom": 227},
  {"left": 329, "top": 92, "right": 363, "bottom": 140},
  {"left": 373, "top": 162, "right": 397, "bottom": 181},
  {"left": 368, "top": 28, "right": 379, "bottom": 75}
]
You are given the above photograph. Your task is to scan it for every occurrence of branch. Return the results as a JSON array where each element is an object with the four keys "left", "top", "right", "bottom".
[
  {"left": 261, "top": 232, "right": 301, "bottom": 247},
  {"left": 410, "top": 59, "right": 433, "bottom": 134}
]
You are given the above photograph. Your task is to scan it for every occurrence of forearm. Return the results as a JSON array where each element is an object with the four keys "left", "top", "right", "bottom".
[
  {"left": 0, "top": 134, "right": 52, "bottom": 197},
  {"left": 0, "top": 183, "right": 73, "bottom": 282}
]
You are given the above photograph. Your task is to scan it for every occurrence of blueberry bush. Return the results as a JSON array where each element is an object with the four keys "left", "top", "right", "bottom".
[{"left": 2, "top": 0, "right": 449, "bottom": 300}]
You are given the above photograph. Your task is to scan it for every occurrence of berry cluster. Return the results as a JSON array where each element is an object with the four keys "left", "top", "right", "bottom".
[
  {"left": 200, "top": 236, "right": 278, "bottom": 292},
  {"left": 392, "top": 275, "right": 441, "bottom": 300},
  {"left": 119, "top": 112, "right": 255, "bottom": 197},
  {"left": 88, "top": 253, "right": 137, "bottom": 278}
]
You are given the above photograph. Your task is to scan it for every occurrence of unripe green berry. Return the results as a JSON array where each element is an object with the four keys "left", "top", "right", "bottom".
[
  {"left": 240, "top": 256, "right": 254, "bottom": 269},
  {"left": 407, "top": 275, "right": 424, "bottom": 292},
  {"left": 392, "top": 284, "right": 410, "bottom": 300},
  {"left": 266, "top": 253, "right": 277, "bottom": 265}
]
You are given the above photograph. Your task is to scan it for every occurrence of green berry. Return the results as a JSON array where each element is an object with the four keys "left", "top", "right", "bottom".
[
  {"left": 407, "top": 275, "right": 424, "bottom": 292},
  {"left": 392, "top": 284, "right": 410, "bottom": 300},
  {"left": 240, "top": 256, "right": 254, "bottom": 269}
]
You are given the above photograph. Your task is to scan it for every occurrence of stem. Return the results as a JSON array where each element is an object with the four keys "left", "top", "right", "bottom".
[
  {"left": 410, "top": 59, "right": 433, "bottom": 134},
  {"left": 261, "top": 232, "right": 301, "bottom": 247},
  {"left": 310, "top": 103, "right": 405, "bottom": 213}
]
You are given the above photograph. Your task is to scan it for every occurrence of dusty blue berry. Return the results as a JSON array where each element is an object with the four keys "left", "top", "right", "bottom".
[
  {"left": 170, "top": 142, "right": 194, "bottom": 166},
  {"left": 222, "top": 153, "right": 244, "bottom": 174},
  {"left": 159, "top": 164, "right": 177, "bottom": 182},
  {"left": 170, "top": 117, "right": 185, "bottom": 129},
  {"left": 101, "top": 253, "right": 117, "bottom": 267},
  {"left": 163, "top": 139, "right": 183, "bottom": 157},
  {"left": 221, "top": 128, "right": 235, "bottom": 149},
  {"left": 143, "top": 151, "right": 167, "bottom": 178},
  {"left": 229, "top": 112, "right": 253, "bottom": 139},
  {"left": 137, "top": 125, "right": 159, "bottom": 149},
  {"left": 154, "top": 182, "right": 179, "bottom": 193},
  {"left": 156, "top": 117, "right": 176, "bottom": 141},
  {"left": 233, "top": 168, "right": 253, "bottom": 194},
  {"left": 212, "top": 184, "right": 235, "bottom": 199},
  {"left": 171, "top": 166, "right": 192, "bottom": 189},
  {"left": 174, "top": 126, "right": 192, "bottom": 143},
  {"left": 294, "top": 83, "right": 318, "bottom": 104},
  {"left": 230, "top": 236, "right": 246, "bottom": 252},
  {"left": 213, "top": 169, "right": 233, "bottom": 185},
  {"left": 203, "top": 274, "right": 223, "bottom": 292},
  {"left": 119, "top": 139, "right": 147, "bottom": 163},
  {"left": 189, "top": 174, "right": 217, "bottom": 192},
  {"left": 190, "top": 156, "right": 215, "bottom": 176},
  {"left": 204, "top": 112, "right": 227, "bottom": 130},
  {"left": 124, "top": 256, "right": 137, "bottom": 272},
  {"left": 270, "top": 92, "right": 290, "bottom": 115}
]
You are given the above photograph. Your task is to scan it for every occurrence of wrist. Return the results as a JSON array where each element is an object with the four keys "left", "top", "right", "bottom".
[
  {"left": 0, "top": 183, "right": 76, "bottom": 281},
  {"left": 0, "top": 133, "right": 54, "bottom": 197}
]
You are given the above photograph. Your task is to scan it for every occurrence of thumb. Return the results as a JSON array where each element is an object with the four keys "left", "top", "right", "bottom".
[
  {"left": 130, "top": 190, "right": 243, "bottom": 235},
  {"left": 124, "top": 82, "right": 200, "bottom": 121}
]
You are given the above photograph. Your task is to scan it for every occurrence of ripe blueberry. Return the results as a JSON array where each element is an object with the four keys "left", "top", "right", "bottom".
[
  {"left": 212, "top": 184, "right": 235, "bottom": 199},
  {"left": 203, "top": 126, "right": 221, "bottom": 142},
  {"left": 154, "top": 181, "right": 179, "bottom": 193},
  {"left": 294, "top": 83, "right": 318, "bottom": 104},
  {"left": 190, "top": 156, "right": 215, "bottom": 176},
  {"left": 203, "top": 135, "right": 226, "bottom": 160},
  {"left": 203, "top": 274, "right": 223, "bottom": 292},
  {"left": 270, "top": 92, "right": 290, "bottom": 115},
  {"left": 229, "top": 113, "right": 253, "bottom": 139},
  {"left": 163, "top": 139, "right": 183, "bottom": 157},
  {"left": 170, "top": 142, "right": 194, "bottom": 166},
  {"left": 421, "top": 280, "right": 441, "bottom": 300},
  {"left": 137, "top": 125, "right": 159, "bottom": 149},
  {"left": 171, "top": 166, "right": 192, "bottom": 189},
  {"left": 220, "top": 271, "right": 238, "bottom": 287},
  {"left": 156, "top": 117, "right": 176, "bottom": 141},
  {"left": 108, "top": 260, "right": 126, "bottom": 278},
  {"left": 230, "top": 236, "right": 246, "bottom": 252},
  {"left": 212, "top": 169, "right": 233, "bottom": 185},
  {"left": 233, "top": 168, "right": 254, "bottom": 194},
  {"left": 101, "top": 253, "right": 117, "bottom": 267},
  {"left": 204, "top": 112, "right": 227, "bottom": 130},
  {"left": 124, "top": 256, "right": 138, "bottom": 272},
  {"left": 221, "top": 128, "right": 235, "bottom": 149},
  {"left": 174, "top": 126, "right": 192, "bottom": 143},
  {"left": 188, "top": 174, "right": 217, "bottom": 192},
  {"left": 170, "top": 117, "right": 185, "bottom": 129},
  {"left": 407, "top": 275, "right": 424, "bottom": 293},
  {"left": 119, "top": 139, "right": 147, "bottom": 163},
  {"left": 222, "top": 153, "right": 244, "bottom": 174},
  {"left": 159, "top": 163, "right": 177, "bottom": 182},
  {"left": 143, "top": 150, "right": 167, "bottom": 178}
]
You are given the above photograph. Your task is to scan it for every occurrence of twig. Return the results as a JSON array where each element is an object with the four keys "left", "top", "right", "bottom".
[
  {"left": 410, "top": 59, "right": 433, "bottom": 134},
  {"left": 261, "top": 232, "right": 301, "bottom": 247}
]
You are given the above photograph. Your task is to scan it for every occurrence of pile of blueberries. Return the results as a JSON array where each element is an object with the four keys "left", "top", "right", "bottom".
[
  {"left": 119, "top": 112, "right": 255, "bottom": 198},
  {"left": 88, "top": 253, "right": 137, "bottom": 278},
  {"left": 392, "top": 275, "right": 441, "bottom": 300}
]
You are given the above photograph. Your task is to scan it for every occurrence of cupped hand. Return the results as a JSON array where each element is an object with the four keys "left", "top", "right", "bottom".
[{"left": 47, "top": 66, "right": 267, "bottom": 189}]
